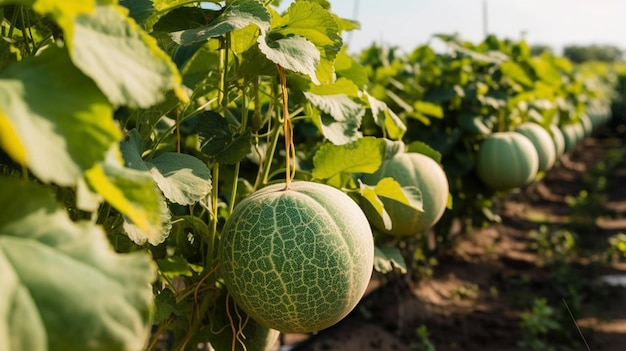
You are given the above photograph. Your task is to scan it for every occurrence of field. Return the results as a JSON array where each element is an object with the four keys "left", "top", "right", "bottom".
[
  {"left": 282, "top": 125, "right": 626, "bottom": 351},
  {"left": 1, "top": 2, "right": 625, "bottom": 351}
]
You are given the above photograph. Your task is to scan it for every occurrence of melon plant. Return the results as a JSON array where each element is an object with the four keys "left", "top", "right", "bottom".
[
  {"left": 514, "top": 122, "right": 556, "bottom": 171},
  {"left": 475, "top": 132, "right": 539, "bottom": 191},
  {"left": 218, "top": 181, "right": 374, "bottom": 334},
  {"left": 361, "top": 152, "right": 449, "bottom": 236}
]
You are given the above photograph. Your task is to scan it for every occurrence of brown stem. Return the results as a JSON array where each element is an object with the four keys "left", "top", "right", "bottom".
[{"left": 276, "top": 65, "right": 294, "bottom": 189}]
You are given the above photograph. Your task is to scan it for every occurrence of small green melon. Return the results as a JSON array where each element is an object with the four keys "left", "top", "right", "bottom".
[
  {"left": 548, "top": 124, "right": 566, "bottom": 158},
  {"left": 218, "top": 181, "right": 374, "bottom": 334},
  {"left": 361, "top": 152, "right": 449, "bottom": 236},
  {"left": 561, "top": 123, "right": 585, "bottom": 153},
  {"left": 514, "top": 122, "right": 556, "bottom": 171},
  {"left": 475, "top": 132, "right": 539, "bottom": 191}
]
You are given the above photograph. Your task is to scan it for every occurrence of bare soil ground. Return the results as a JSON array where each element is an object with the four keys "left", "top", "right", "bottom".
[{"left": 279, "top": 126, "right": 626, "bottom": 351}]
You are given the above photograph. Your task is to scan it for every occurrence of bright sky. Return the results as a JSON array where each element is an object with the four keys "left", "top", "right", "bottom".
[{"left": 281, "top": 0, "right": 626, "bottom": 55}]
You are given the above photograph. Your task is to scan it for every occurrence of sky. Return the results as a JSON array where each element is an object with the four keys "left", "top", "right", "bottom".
[{"left": 280, "top": 0, "right": 626, "bottom": 55}]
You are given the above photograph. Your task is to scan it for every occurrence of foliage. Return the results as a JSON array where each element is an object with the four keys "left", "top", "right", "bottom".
[
  {"left": 518, "top": 298, "right": 561, "bottom": 351},
  {"left": 563, "top": 44, "right": 623, "bottom": 63},
  {"left": 0, "top": 1, "right": 619, "bottom": 349}
]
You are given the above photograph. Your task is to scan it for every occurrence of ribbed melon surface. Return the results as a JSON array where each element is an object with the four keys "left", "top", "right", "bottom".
[
  {"left": 476, "top": 132, "right": 539, "bottom": 191},
  {"left": 218, "top": 181, "right": 374, "bottom": 334},
  {"left": 514, "top": 122, "right": 556, "bottom": 171}
]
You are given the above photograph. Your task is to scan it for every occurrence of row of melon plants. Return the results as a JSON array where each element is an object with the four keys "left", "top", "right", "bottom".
[
  {"left": 0, "top": 1, "right": 618, "bottom": 351},
  {"left": 356, "top": 35, "right": 615, "bottom": 254}
]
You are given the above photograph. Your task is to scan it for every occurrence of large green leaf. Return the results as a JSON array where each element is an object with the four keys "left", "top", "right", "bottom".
[
  {"left": 312, "top": 137, "right": 386, "bottom": 180},
  {"left": 335, "top": 48, "right": 369, "bottom": 89},
  {"left": 120, "top": 130, "right": 212, "bottom": 206},
  {"left": 500, "top": 61, "right": 534, "bottom": 88},
  {"left": 70, "top": 4, "right": 185, "bottom": 108},
  {"left": 273, "top": 0, "right": 342, "bottom": 84},
  {"left": 0, "top": 46, "right": 119, "bottom": 186},
  {"left": 170, "top": 0, "right": 270, "bottom": 45},
  {"left": 304, "top": 92, "right": 365, "bottom": 144},
  {"left": 149, "top": 153, "right": 212, "bottom": 205},
  {"left": 0, "top": 176, "right": 155, "bottom": 351},
  {"left": 257, "top": 32, "right": 321, "bottom": 84}
]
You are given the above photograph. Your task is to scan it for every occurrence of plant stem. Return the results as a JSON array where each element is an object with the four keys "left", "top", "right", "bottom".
[
  {"left": 276, "top": 65, "right": 294, "bottom": 189},
  {"left": 206, "top": 162, "right": 219, "bottom": 272},
  {"left": 260, "top": 119, "right": 282, "bottom": 185}
]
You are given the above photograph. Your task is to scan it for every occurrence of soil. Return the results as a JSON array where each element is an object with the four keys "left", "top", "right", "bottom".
[{"left": 277, "top": 125, "right": 626, "bottom": 351}]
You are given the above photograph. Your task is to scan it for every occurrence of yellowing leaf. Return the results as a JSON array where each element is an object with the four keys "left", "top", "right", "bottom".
[
  {"left": 312, "top": 137, "right": 386, "bottom": 179},
  {"left": 0, "top": 112, "right": 27, "bottom": 166},
  {"left": 0, "top": 176, "right": 155, "bottom": 351},
  {"left": 0, "top": 46, "right": 119, "bottom": 186},
  {"left": 70, "top": 4, "right": 186, "bottom": 107}
]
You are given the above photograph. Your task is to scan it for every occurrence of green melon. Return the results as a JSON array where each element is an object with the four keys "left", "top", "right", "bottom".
[
  {"left": 514, "top": 122, "right": 556, "bottom": 171},
  {"left": 580, "top": 114, "right": 593, "bottom": 137},
  {"left": 475, "top": 132, "right": 539, "bottom": 191},
  {"left": 561, "top": 123, "right": 585, "bottom": 153},
  {"left": 218, "top": 181, "right": 374, "bottom": 334},
  {"left": 361, "top": 152, "right": 449, "bottom": 236},
  {"left": 548, "top": 124, "right": 566, "bottom": 158}
]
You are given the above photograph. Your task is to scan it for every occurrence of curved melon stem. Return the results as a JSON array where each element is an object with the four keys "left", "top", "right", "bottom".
[{"left": 277, "top": 64, "right": 295, "bottom": 190}]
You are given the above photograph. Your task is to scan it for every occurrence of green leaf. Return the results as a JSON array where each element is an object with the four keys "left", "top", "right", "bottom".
[
  {"left": 457, "top": 113, "right": 492, "bottom": 135},
  {"left": 365, "top": 93, "right": 406, "bottom": 140},
  {"left": 149, "top": 152, "right": 212, "bottom": 205},
  {"left": 197, "top": 111, "right": 235, "bottom": 156},
  {"left": 153, "top": 6, "right": 218, "bottom": 32},
  {"left": 406, "top": 142, "right": 442, "bottom": 164},
  {"left": 153, "top": 288, "right": 177, "bottom": 324},
  {"left": 119, "top": 129, "right": 212, "bottom": 206},
  {"left": 3, "top": 0, "right": 94, "bottom": 38},
  {"left": 372, "top": 177, "right": 423, "bottom": 213},
  {"left": 0, "top": 176, "right": 155, "bottom": 351},
  {"left": 335, "top": 48, "right": 369, "bottom": 89},
  {"left": 215, "top": 129, "right": 253, "bottom": 164},
  {"left": 358, "top": 181, "right": 391, "bottom": 230},
  {"left": 156, "top": 256, "right": 201, "bottom": 279},
  {"left": 257, "top": 31, "right": 321, "bottom": 84},
  {"left": 195, "top": 112, "right": 254, "bottom": 164},
  {"left": 85, "top": 151, "right": 170, "bottom": 245},
  {"left": 119, "top": 0, "right": 154, "bottom": 24},
  {"left": 307, "top": 77, "right": 359, "bottom": 96},
  {"left": 312, "top": 137, "right": 386, "bottom": 179},
  {"left": 500, "top": 61, "right": 534, "bottom": 88},
  {"left": 304, "top": 92, "right": 365, "bottom": 145},
  {"left": 273, "top": 0, "right": 342, "bottom": 84},
  {"left": 70, "top": 4, "right": 185, "bottom": 108},
  {"left": 414, "top": 100, "right": 444, "bottom": 118},
  {"left": 170, "top": 0, "right": 270, "bottom": 45},
  {"left": 0, "top": 38, "right": 19, "bottom": 71},
  {"left": 0, "top": 46, "right": 119, "bottom": 186},
  {"left": 374, "top": 246, "right": 407, "bottom": 274}
]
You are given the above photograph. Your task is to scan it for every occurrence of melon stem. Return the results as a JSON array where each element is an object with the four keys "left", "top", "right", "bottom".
[{"left": 277, "top": 65, "right": 295, "bottom": 190}]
